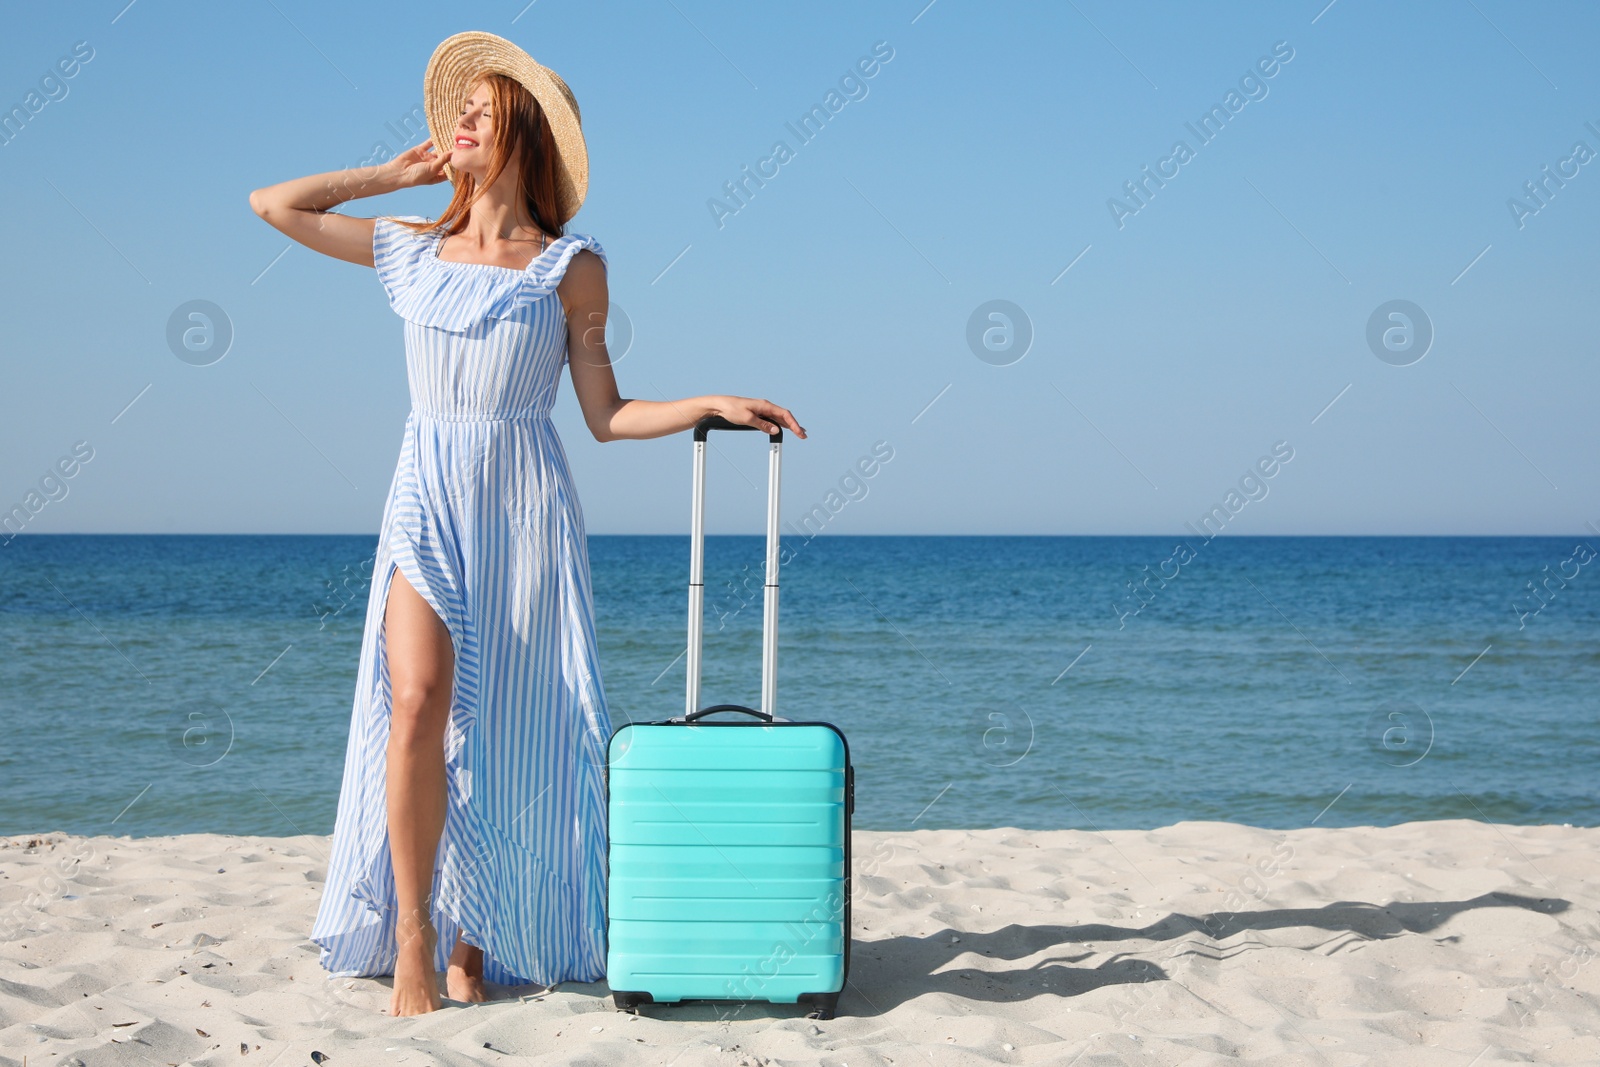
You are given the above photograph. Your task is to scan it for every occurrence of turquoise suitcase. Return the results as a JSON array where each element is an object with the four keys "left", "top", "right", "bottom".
[{"left": 605, "top": 416, "right": 853, "bottom": 1019}]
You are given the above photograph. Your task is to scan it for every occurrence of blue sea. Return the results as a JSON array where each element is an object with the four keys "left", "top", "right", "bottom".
[{"left": 0, "top": 535, "right": 1595, "bottom": 838}]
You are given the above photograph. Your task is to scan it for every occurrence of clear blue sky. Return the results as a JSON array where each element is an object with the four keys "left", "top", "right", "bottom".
[{"left": 3, "top": 1, "right": 1596, "bottom": 536}]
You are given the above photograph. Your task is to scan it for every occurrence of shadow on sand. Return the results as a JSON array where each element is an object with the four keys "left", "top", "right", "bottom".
[
  {"left": 840, "top": 891, "right": 1567, "bottom": 1017},
  {"left": 570, "top": 892, "right": 1565, "bottom": 1021}
]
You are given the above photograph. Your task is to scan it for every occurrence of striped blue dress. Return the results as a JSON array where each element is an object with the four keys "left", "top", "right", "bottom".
[{"left": 310, "top": 215, "right": 612, "bottom": 988}]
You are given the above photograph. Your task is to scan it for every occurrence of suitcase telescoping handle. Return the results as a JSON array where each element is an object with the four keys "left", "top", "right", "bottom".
[{"left": 685, "top": 415, "right": 783, "bottom": 721}]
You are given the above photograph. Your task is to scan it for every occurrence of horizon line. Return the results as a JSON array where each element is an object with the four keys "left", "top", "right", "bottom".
[{"left": 4, "top": 531, "right": 1597, "bottom": 540}]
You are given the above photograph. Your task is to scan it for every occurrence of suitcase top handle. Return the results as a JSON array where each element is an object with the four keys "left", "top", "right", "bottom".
[
  {"left": 694, "top": 414, "right": 783, "bottom": 443},
  {"left": 676, "top": 703, "right": 777, "bottom": 724}
]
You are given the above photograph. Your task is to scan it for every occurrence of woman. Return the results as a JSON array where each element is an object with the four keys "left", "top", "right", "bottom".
[{"left": 249, "top": 31, "right": 804, "bottom": 1017}]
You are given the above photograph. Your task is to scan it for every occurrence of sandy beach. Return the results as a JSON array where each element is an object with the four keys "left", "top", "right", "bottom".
[{"left": 1, "top": 820, "right": 1596, "bottom": 1066}]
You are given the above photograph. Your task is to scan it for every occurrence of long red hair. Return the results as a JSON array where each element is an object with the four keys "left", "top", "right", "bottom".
[{"left": 392, "top": 73, "right": 567, "bottom": 238}]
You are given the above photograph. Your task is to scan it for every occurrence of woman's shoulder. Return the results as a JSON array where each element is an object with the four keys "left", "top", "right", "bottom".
[
  {"left": 526, "top": 233, "right": 607, "bottom": 297},
  {"left": 557, "top": 231, "right": 605, "bottom": 255},
  {"left": 371, "top": 216, "right": 440, "bottom": 313},
  {"left": 547, "top": 232, "right": 608, "bottom": 276},
  {"left": 373, "top": 215, "right": 438, "bottom": 262}
]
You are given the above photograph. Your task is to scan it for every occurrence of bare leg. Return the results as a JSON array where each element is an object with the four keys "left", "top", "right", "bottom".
[{"left": 383, "top": 566, "right": 454, "bottom": 1017}]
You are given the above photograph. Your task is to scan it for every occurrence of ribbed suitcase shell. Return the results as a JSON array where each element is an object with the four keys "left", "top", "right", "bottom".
[{"left": 606, "top": 720, "right": 851, "bottom": 1008}]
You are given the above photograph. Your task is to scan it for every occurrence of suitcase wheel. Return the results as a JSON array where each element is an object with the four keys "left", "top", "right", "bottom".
[
  {"left": 612, "top": 991, "right": 654, "bottom": 1011},
  {"left": 797, "top": 991, "right": 840, "bottom": 1020}
]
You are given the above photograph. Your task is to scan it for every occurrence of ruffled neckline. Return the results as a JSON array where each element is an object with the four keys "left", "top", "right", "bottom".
[
  {"left": 429, "top": 230, "right": 577, "bottom": 274},
  {"left": 374, "top": 215, "right": 607, "bottom": 333}
]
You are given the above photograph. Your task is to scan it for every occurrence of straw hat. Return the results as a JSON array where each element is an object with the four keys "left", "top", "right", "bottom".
[{"left": 423, "top": 31, "right": 590, "bottom": 223}]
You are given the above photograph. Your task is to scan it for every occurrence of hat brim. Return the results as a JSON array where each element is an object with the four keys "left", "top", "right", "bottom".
[{"left": 423, "top": 31, "right": 589, "bottom": 224}]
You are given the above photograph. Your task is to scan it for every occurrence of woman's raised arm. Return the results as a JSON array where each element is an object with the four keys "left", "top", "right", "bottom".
[{"left": 248, "top": 140, "right": 451, "bottom": 266}]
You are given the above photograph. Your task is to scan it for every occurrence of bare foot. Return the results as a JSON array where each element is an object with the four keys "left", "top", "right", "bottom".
[
  {"left": 446, "top": 930, "right": 489, "bottom": 1003},
  {"left": 389, "top": 915, "right": 442, "bottom": 1016}
]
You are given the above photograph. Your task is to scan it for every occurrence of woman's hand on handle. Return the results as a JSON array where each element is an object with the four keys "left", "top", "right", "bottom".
[{"left": 711, "top": 396, "right": 806, "bottom": 438}]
